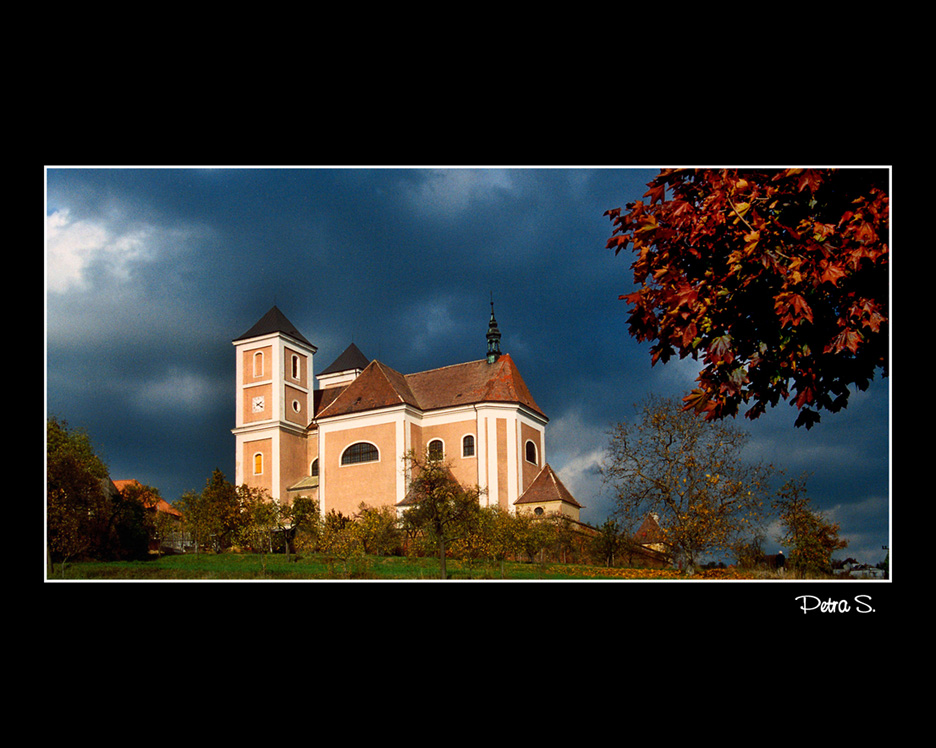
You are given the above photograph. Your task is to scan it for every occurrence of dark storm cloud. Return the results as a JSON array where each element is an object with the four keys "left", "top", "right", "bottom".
[{"left": 44, "top": 166, "right": 891, "bottom": 566}]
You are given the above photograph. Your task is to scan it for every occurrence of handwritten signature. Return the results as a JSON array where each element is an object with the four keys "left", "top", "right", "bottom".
[{"left": 795, "top": 594, "right": 874, "bottom": 614}]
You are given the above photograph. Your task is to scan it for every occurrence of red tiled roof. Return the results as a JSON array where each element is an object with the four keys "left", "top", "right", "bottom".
[
  {"left": 315, "top": 360, "right": 419, "bottom": 419},
  {"left": 634, "top": 513, "right": 665, "bottom": 544},
  {"left": 113, "top": 479, "right": 182, "bottom": 517},
  {"left": 515, "top": 464, "right": 582, "bottom": 508},
  {"left": 312, "top": 386, "right": 347, "bottom": 417},
  {"left": 315, "top": 353, "right": 546, "bottom": 421}
]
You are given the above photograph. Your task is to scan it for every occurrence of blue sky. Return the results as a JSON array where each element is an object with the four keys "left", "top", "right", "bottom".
[{"left": 44, "top": 166, "right": 891, "bottom": 567}]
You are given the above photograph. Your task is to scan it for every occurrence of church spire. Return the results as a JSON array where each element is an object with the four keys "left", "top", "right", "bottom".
[{"left": 486, "top": 296, "right": 502, "bottom": 364}]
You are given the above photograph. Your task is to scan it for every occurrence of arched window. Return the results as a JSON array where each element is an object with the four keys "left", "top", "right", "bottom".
[
  {"left": 253, "top": 452, "right": 263, "bottom": 475},
  {"left": 310, "top": 458, "right": 319, "bottom": 477},
  {"left": 341, "top": 442, "right": 379, "bottom": 465},
  {"left": 253, "top": 351, "right": 264, "bottom": 378},
  {"left": 428, "top": 439, "right": 444, "bottom": 460},
  {"left": 462, "top": 434, "right": 475, "bottom": 458},
  {"left": 525, "top": 440, "right": 538, "bottom": 465},
  {"left": 292, "top": 354, "right": 301, "bottom": 380}
]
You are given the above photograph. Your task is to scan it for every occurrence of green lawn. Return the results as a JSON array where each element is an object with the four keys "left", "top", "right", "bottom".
[{"left": 47, "top": 552, "right": 759, "bottom": 581}]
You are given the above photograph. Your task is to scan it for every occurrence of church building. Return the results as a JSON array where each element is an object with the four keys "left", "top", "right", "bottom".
[{"left": 231, "top": 304, "right": 583, "bottom": 521}]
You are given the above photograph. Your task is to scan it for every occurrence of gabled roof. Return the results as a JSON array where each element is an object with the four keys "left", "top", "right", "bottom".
[
  {"left": 319, "top": 342, "right": 370, "bottom": 376},
  {"left": 316, "top": 360, "right": 420, "bottom": 419},
  {"left": 113, "top": 479, "right": 182, "bottom": 517},
  {"left": 233, "top": 305, "right": 315, "bottom": 348},
  {"left": 314, "top": 353, "right": 546, "bottom": 421},
  {"left": 312, "top": 386, "right": 346, "bottom": 418},
  {"left": 515, "top": 464, "right": 582, "bottom": 508},
  {"left": 634, "top": 513, "right": 666, "bottom": 545},
  {"left": 406, "top": 354, "right": 544, "bottom": 416}
]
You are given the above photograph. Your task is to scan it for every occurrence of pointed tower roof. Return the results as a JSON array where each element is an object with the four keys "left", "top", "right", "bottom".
[
  {"left": 515, "top": 464, "right": 583, "bottom": 509},
  {"left": 234, "top": 305, "right": 315, "bottom": 348},
  {"left": 319, "top": 342, "right": 370, "bottom": 376}
]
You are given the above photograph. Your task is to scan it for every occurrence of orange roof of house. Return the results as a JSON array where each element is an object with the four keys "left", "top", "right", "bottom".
[
  {"left": 113, "top": 479, "right": 182, "bottom": 517},
  {"left": 515, "top": 464, "right": 582, "bottom": 508},
  {"left": 314, "top": 353, "right": 546, "bottom": 421},
  {"left": 634, "top": 513, "right": 665, "bottom": 544}
]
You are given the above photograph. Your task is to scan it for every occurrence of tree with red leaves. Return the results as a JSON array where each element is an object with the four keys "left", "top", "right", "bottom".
[{"left": 605, "top": 168, "right": 889, "bottom": 428}]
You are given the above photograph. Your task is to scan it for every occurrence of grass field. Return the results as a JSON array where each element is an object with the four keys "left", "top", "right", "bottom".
[{"left": 48, "top": 552, "right": 777, "bottom": 581}]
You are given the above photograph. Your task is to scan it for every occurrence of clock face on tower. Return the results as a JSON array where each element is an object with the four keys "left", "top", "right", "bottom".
[{"left": 252, "top": 395, "right": 265, "bottom": 413}]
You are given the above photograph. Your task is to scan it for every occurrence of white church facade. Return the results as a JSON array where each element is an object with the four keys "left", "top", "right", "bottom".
[{"left": 231, "top": 305, "right": 582, "bottom": 521}]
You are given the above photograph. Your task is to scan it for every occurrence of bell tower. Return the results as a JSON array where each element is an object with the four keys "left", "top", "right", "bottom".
[{"left": 232, "top": 306, "right": 317, "bottom": 501}]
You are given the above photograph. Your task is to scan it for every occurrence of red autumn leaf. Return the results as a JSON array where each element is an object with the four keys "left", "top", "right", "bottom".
[
  {"left": 776, "top": 293, "right": 814, "bottom": 327},
  {"left": 707, "top": 335, "right": 733, "bottom": 364},
  {"left": 644, "top": 182, "right": 667, "bottom": 205},
  {"left": 681, "top": 322, "right": 698, "bottom": 349},
  {"left": 826, "top": 328, "right": 862, "bottom": 355},
  {"left": 820, "top": 263, "right": 847, "bottom": 286},
  {"left": 682, "top": 388, "right": 713, "bottom": 414},
  {"left": 620, "top": 291, "right": 643, "bottom": 306},
  {"left": 795, "top": 385, "right": 815, "bottom": 409}
]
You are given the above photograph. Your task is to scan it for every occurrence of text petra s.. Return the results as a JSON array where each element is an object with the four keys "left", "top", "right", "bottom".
[{"left": 795, "top": 595, "right": 874, "bottom": 614}]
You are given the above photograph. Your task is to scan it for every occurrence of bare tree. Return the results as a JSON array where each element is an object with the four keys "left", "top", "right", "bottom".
[{"left": 601, "top": 395, "right": 773, "bottom": 572}]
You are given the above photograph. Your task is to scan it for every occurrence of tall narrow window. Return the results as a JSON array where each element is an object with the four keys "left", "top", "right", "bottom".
[
  {"left": 462, "top": 434, "right": 475, "bottom": 458},
  {"left": 310, "top": 458, "right": 319, "bottom": 477},
  {"left": 253, "top": 351, "right": 264, "bottom": 378},
  {"left": 292, "top": 354, "right": 301, "bottom": 380},
  {"left": 525, "top": 440, "right": 538, "bottom": 465},
  {"left": 253, "top": 452, "right": 263, "bottom": 475}
]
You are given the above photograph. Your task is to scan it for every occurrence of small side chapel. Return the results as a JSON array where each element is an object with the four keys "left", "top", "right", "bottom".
[{"left": 231, "top": 304, "right": 584, "bottom": 521}]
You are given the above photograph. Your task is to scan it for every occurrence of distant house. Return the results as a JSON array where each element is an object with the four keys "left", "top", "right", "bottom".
[
  {"left": 514, "top": 464, "right": 583, "bottom": 519},
  {"left": 113, "top": 479, "right": 182, "bottom": 519},
  {"left": 113, "top": 479, "right": 183, "bottom": 552},
  {"left": 626, "top": 513, "right": 672, "bottom": 569}
]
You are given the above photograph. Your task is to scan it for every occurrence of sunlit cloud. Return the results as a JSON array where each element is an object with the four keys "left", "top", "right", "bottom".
[
  {"left": 547, "top": 406, "right": 610, "bottom": 507},
  {"left": 45, "top": 209, "right": 156, "bottom": 294},
  {"left": 45, "top": 207, "right": 213, "bottom": 295}
]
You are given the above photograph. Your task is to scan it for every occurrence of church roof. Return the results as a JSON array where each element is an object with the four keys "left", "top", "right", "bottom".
[
  {"left": 314, "top": 353, "right": 546, "bottom": 421},
  {"left": 312, "top": 387, "right": 346, "bottom": 417},
  {"left": 319, "top": 342, "right": 370, "bottom": 375},
  {"left": 515, "top": 464, "right": 582, "bottom": 508},
  {"left": 234, "top": 306, "right": 315, "bottom": 348}
]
